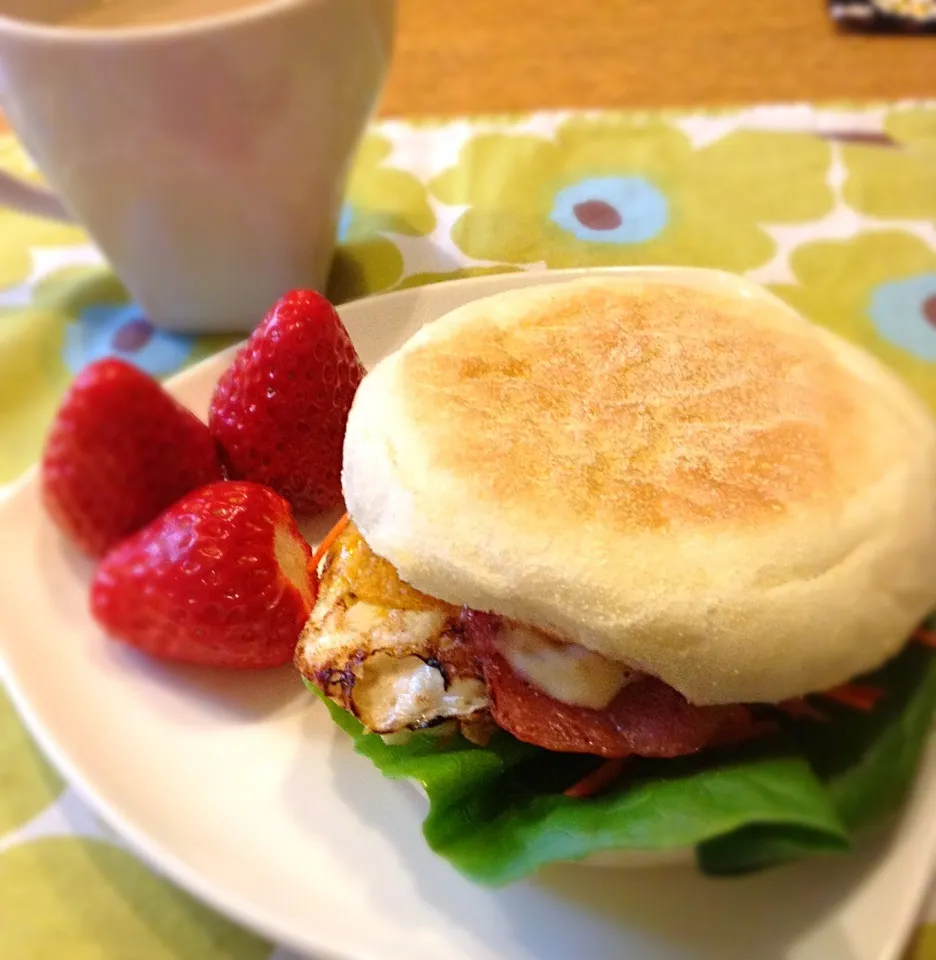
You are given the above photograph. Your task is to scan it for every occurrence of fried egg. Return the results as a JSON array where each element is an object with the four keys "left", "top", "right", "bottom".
[{"left": 294, "top": 525, "right": 490, "bottom": 734}]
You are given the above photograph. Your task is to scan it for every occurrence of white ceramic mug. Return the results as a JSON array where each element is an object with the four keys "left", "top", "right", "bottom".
[{"left": 0, "top": 0, "right": 395, "bottom": 332}]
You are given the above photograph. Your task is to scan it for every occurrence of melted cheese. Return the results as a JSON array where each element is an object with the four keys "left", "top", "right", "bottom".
[{"left": 496, "top": 625, "right": 637, "bottom": 709}]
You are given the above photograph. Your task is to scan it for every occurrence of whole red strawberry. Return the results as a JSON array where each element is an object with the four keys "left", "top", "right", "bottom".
[
  {"left": 41, "top": 358, "right": 223, "bottom": 558},
  {"left": 208, "top": 289, "right": 365, "bottom": 515},
  {"left": 91, "top": 481, "right": 316, "bottom": 669}
]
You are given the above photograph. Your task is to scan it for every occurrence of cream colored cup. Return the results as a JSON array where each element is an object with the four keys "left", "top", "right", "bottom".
[{"left": 0, "top": 0, "right": 394, "bottom": 332}]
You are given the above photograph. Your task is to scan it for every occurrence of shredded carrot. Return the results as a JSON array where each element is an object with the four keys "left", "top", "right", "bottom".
[
  {"left": 778, "top": 698, "right": 829, "bottom": 723},
  {"left": 563, "top": 757, "right": 629, "bottom": 799},
  {"left": 309, "top": 513, "right": 350, "bottom": 574},
  {"left": 913, "top": 627, "right": 936, "bottom": 649},
  {"left": 818, "top": 683, "right": 884, "bottom": 712}
]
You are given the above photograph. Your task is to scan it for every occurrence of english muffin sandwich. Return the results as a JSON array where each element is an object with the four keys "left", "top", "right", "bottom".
[{"left": 297, "top": 276, "right": 936, "bottom": 885}]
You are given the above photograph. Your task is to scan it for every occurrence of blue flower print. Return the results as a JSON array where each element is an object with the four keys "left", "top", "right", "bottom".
[
  {"left": 64, "top": 302, "right": 194, "bottom": 376},
  {"left": 867, "top": 273, "right": 936, "bottom": 362},
  {"left": 549, "top": 176, "right": 669, "bottom": 245}
]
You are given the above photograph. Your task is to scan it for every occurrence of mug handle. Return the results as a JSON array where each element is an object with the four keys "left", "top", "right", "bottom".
[{"left": 0, "top": 170, "right": 72, "bottom": 221}]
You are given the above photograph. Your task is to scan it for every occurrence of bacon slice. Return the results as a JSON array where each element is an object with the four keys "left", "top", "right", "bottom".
[
  {"left": 484, "top": 649, "right": 751, "bottom": 757},
  {"left": 462, "top": 610, "right": 757, "bottom": 759}
]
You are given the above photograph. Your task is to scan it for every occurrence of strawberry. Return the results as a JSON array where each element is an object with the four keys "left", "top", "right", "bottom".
[
  {"left": 41, "top": 358, "right": 223, "bottom": 558},
  {"left": 208, "top": 289, "right": 365, "bottom": 515},
  {"left": 91, "top": 481, "right": 316, "bottom": 669}
]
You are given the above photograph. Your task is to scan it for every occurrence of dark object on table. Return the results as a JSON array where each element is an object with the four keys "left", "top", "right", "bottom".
[{"left": 830, "top": 0, "right": 936, "bottom": 31}]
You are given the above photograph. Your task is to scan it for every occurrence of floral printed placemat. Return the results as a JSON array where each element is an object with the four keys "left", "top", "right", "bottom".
[{"left": 1, "top": 102, "right": 936, "bottom": 959}]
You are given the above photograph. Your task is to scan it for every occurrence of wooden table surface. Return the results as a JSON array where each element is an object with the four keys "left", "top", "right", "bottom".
[{"left": 379, "top": 0, "right": 935, "bottom": 117}]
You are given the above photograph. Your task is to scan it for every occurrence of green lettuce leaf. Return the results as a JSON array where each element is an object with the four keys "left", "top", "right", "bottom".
[
  {"left": 308, "top": 633, "right": 936, "bottom": 886},
  {"left": 698, "top": 639, "right": 936, "bottom": 874}
]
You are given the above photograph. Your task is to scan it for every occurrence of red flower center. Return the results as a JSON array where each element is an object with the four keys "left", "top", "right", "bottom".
[
  {"left": 573, "top": 200, "right": 622, "bottom": 231},
  {"left": 923, "top": 295, "right": 936, "bottom": 330},
  {"left": 112, "top": 318, "right": 154, "bottom": 352}
]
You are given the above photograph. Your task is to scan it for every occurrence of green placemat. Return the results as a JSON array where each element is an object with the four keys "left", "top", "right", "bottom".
[{"left": 1, "top": 101, "right": 935, "bottom": 959}]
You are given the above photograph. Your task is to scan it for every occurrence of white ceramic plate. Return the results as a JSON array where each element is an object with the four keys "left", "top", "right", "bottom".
[{"left": 2, "top": 266, "right": 936, "bottom": 960}]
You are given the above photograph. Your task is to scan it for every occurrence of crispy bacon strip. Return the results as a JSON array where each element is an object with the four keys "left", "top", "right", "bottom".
[{"left": 564, "top": 758, "right": 629, "bottom": 799}]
